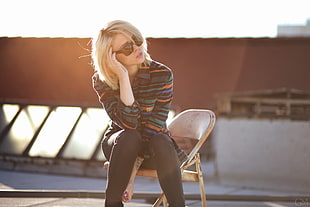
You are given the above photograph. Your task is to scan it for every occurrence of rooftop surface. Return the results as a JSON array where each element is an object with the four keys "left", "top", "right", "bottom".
[{"left": 0, "top": 169, "right": 308, "bottom": 207}]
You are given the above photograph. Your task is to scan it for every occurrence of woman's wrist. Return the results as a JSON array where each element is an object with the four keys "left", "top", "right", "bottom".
[
  {"left": 117, "top": 71, "right": 129, "bottom": 81},
  {"left": 127, "top": 182, "right": 134, "bottom": 187},
  {"left": 118, "top": 72, "right": 135, "bottom": 106}
]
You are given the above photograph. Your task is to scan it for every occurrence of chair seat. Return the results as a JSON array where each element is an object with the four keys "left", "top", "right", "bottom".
[{"left": 137, "top": 168, "right": 199, "bottom": 182}]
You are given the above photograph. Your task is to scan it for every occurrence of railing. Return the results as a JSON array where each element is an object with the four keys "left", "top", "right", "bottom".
[
  {"left": 0, "top": 102, "right": 110, "bottom": 161},
  {"left": 216, "top": 88, "right": 310, "bottom": 120}
]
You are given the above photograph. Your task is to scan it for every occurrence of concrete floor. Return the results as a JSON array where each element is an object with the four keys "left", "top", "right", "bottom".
[{"left": 0, "top": 169, "right": 308, "bottom": 207}]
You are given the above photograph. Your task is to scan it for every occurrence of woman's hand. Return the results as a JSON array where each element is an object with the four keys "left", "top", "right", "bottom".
[
  {"left": 107, "top": 47, "right": 135, "bottom": 106},
  {"left": 122, "top": 157, "right": 144, "bottom": 203},
  {"left": 122, "top": 183, "right": 134, "bottom": 203},
  {"left": 107, "top": 48, "right": 128, "bottom": 78}
]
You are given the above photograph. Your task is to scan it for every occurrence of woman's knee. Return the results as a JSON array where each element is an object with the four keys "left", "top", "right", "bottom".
[
  {"left": 150, "top": 134, "right": 180, "bottom": 166},
  {"left": 116, "top": 129, "right": 142, "bottom": 150},
  {"left": 118, "top": 129, "right": 141, "bottom": 142}
]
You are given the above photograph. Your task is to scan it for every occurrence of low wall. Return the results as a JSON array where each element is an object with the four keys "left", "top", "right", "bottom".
[
  {"left": 0, "top": 155, "right": 107, "bottom": 178},
  {"left": 214, "top": 118, "right": 310, "bottom": 193}
]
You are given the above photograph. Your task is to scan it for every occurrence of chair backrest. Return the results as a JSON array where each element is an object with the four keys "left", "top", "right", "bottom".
[{"left": 168, "top": 109, "right": 216, "bottom": 164}]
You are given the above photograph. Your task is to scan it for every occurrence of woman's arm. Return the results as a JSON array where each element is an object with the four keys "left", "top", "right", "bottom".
[
  {"left": 140, "top": 64, "right": 188, "bottom": 163},
  {"left": 142, "top": 66, "right": 174, "bottom": 139},
  {"left": 118, "top": 73, "right": 135, "bottom": 106},
  {"left": 122, "top": 157, "right": 144, "bottom": 203},
  {"left": 92, "top": 49, "right": 140, "bottom": 129},
  {"left": 108, "top": 49, "right": 135, "bottom": 106}
]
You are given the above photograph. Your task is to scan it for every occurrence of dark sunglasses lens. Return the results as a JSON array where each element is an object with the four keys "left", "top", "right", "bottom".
[
  {"left": 133, "top": 36, "right": 143, "bottom": 46},
  {"left": 123, "top": 49, "right": 133, "bottom": 56},
  {"left": 136, "top": 40, "right": 143, "bottom": 46},
  {"left": 120, "top": 43, "right": 134, "bottom": 56},
  {"left": 117, "top": 37, "right": 143, "bottom": 56}
]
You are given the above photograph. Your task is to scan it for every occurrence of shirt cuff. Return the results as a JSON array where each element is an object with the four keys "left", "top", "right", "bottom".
[{"left": 117, "top": 99, "right": 140, "bottom": 114}]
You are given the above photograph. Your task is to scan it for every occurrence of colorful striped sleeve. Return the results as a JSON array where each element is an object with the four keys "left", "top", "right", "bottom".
[
  {"left": 142, "top": 66, "right": 174, "bottom": 139},
  {"left": 92, "top": 73, "right": 140, "bottom": 129},
  {"left": 140, "top": 66, "right": 188, "bottom": 162}
]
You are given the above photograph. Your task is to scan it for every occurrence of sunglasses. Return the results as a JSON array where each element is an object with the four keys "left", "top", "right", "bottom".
[{"left": 114, "top": 35, "right": 143, "bottom": 56}]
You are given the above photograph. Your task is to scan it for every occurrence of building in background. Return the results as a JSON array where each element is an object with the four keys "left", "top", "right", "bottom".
[{"left": 278, "top": 19, "right": 310, "bottom": 37}]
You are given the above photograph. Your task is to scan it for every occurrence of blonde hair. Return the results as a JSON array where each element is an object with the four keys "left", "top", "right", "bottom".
[{"left": 92, "top": 20, "right": 152, "bottom": 90}]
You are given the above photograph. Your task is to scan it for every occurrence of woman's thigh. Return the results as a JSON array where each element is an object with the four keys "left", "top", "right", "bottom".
[{"left": 140, "top": 133, "right": 177, "bottom": 169}]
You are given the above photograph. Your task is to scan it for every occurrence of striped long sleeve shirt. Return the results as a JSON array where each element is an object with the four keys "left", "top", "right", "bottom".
[{"left": 92, "top": 60, "right": 187, "bottom": 162}]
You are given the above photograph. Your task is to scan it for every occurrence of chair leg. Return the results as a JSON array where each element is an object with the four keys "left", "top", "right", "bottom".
[
  {"left": 195, "top": 154, "right": 207, "bottom": 207},
  {"left": 163, "top": 195, "right": 169, "bottom": 207},
  {"left": 153, "top": 193, "right": 164, "bottom": 207}
]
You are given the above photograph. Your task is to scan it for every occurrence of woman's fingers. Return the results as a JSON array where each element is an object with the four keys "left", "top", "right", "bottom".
[
  {"left": 122, "top": 186, "right": 133, "bottom": 203},
  {"left": 108, "top": 47, "right": 118, "bottom": 65},
  {"left": 107, "top": 47, "right": 128, "bottom": 76},
  {"left": 122, "top": 191, "right": 129, "bottom": 202}
]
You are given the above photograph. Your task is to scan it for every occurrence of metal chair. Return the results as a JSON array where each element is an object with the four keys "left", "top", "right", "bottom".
[{"left": 136, "top": 109, "right": 216, "bottom": 207}]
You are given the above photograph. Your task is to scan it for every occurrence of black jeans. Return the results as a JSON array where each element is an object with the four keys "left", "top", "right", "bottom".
[{"left": 102, "top": 129, "right": 185, "bottom": 207}]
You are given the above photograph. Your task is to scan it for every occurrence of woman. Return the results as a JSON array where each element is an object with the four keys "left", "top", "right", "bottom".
[{"left": 92, "top": 20, "right": 187, "bottom": 207}]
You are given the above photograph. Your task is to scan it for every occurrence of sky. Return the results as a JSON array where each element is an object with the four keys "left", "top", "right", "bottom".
[{"left": 0, "top": 0, "right": 309, "bottom": 38}]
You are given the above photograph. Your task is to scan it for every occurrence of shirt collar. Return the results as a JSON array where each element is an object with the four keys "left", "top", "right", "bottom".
[{"left": 132, "top": 63, "right": 151, "bottom": 87}]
